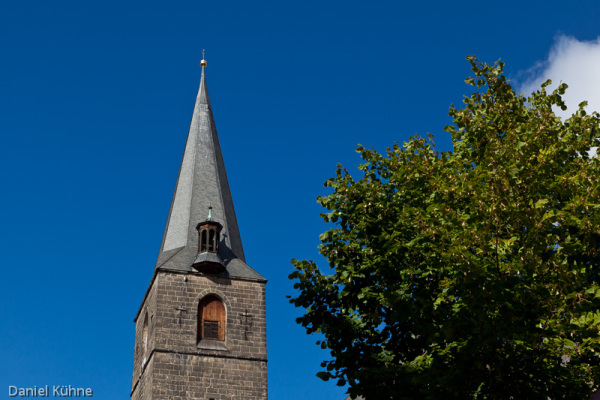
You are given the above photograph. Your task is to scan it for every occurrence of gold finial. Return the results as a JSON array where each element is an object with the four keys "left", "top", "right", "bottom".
[{"left": 200, "top": 49, "right": 207, "bottom": 67}]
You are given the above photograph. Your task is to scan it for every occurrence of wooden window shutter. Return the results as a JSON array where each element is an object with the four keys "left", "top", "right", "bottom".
[{"left": 198, "top": 296, "right": 225, "bottom": 341}]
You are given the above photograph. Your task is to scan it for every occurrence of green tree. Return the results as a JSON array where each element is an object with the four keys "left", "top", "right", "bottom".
[{"left": 289, "top": 57, "right": 600, "bottom": 400}]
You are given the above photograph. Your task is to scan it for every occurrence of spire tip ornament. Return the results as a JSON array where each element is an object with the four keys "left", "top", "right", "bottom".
[{"left": 200, "top": 49, "right": 207, "bottom": 67}]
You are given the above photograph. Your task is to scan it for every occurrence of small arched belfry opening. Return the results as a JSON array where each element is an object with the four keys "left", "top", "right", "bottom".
[{"left": 197, "top": 295, "right": 226, "bottom": 342}]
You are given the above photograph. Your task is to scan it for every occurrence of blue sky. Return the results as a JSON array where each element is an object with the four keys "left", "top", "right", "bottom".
[{"left": 2, "top": 1, "right": 600, "bottom": 399}]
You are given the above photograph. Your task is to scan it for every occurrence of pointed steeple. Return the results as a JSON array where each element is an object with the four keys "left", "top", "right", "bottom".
[{"left": 155, "top": 58, "right": 263, "bottom": 280}]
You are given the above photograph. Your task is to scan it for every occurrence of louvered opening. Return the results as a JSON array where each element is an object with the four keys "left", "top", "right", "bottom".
[{"left": 203, "top": 320, "right": 220, "bottom": 340}]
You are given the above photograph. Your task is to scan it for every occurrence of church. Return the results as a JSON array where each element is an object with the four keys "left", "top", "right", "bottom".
[{"left": 130, "top": 55, "right": 268, "bottom": 400}]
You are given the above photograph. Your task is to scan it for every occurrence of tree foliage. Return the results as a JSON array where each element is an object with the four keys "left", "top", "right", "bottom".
[{"left": 289, "top": 57, "right": 600, "bottom": 399}]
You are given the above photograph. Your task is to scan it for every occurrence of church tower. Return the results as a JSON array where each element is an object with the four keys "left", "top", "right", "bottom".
[{"left": 131, "top": 56, "right": 268, "bottom": 400}]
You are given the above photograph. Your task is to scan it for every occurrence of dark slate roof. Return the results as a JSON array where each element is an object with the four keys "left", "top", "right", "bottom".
[{"left": 154, "top": 66, "right": 265, "bottom": 282}]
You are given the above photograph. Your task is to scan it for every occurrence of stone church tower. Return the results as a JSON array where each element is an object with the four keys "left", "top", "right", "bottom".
[{"left": 131, "top": 57, "right": 268, "bottom": 400}]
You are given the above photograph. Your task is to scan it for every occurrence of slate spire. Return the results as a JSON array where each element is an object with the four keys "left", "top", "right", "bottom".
[{"left": 154, "top": 60, "right": 263, "bottom": 280}]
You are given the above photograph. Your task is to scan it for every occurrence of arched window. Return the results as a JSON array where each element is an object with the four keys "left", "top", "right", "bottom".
[
  {"left": 142, "top": 313, "right": 149, "bottom": 352},
  {"left": 201, "top": 229, "right": 208, "bottom": 252},
  {"left": 198, "top": 295, "right": 225, "bottom": 341},
  {"left": 142, "top": 312, "right": 149, "bottom": 364},
  {"left": 208, "top": 229, "right": 215, "bottom": 252}
]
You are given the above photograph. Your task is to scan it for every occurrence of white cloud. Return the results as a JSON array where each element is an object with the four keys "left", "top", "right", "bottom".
[
  {"left": 518, "top": 34, "right": 600, "bottom": 117},
  {"left": 517, "top": 34, "right": 600, "bottom": 156}
]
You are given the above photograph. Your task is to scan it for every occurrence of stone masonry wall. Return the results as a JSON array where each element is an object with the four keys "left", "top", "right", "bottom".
[
  {"left": 131, "top": 270, "right": 267, "bottom": 400},
  {"left": 151, "top": 352, "right": 267, "bottom": 400},
  {"left": 154, "top": 272, "right": 267, "bottom": 360},
  {"left": 131, "top": 353, "right": 154, "bottom": 400},
  {"left": 132, "top": 278, "right": 158, "bottom": 394}
]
